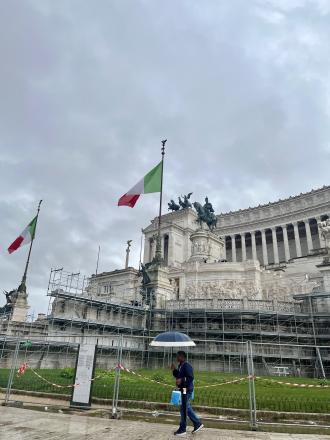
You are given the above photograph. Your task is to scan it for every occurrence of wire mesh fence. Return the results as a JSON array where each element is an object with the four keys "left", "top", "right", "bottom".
[{"left": 1, "top": 334, "right": 330, "bottom": 429}]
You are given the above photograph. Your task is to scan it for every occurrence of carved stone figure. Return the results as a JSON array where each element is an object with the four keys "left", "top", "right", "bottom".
[
  {"left": 139, "top": 263, "right": 151, "bottom": 286},
  {"left": 184, "top": 279, "right": 260, "bottom": 299},
  {"left": 138, "top": 263, "right": 155, "bottom": 306},
  {"left": 318, "top": 219, "right": 330, "bottom": 252}
]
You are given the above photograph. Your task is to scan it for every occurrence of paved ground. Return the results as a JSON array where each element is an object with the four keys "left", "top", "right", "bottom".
[{"left": 0, "top": 407, "right": 330, "bottom": 440}]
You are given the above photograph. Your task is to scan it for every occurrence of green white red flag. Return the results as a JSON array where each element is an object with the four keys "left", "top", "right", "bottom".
[
  {"left": 118, "top": 161, "right": 162, "bottom": 208},
  {"left": 8, "top": 216, "right": 38, "bottom": 254}
]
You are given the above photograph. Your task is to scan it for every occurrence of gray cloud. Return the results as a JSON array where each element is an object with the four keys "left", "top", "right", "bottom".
[{"left": 0, "top": 0, "right": 329, "bottom": 313}]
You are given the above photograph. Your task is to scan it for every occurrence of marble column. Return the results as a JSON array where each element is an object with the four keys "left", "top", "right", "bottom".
[
  {"left": 293, "top": 222, "right": 302, "bottom": 257},
  {"left": 304, "top": 220, "right": 313, "bottom": 253},
  {"left": 251, "top": 231, "right": 257, "bottom": 261},
  {"left": 223, "top": 237, "right": 227, "bottom": 260},
  {"left": 271, "top": 227, "right": 279, "bottom": 264},
  {"left": 241, "top": 233, "right": 247, "bottom": 261},
  {"left": 231, "top": 235, "right": 237, "bottom": 262},
  {"left": 282, "top": 225, "right": 290, "bottom": 261},
  {"left": 316, "top": 216, "right": 325, "bottom": 248},
  {"left": 261, "top": 229, "right": 268, "bottom": 266}
]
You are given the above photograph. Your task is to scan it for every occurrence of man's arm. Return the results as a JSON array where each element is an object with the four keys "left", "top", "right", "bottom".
[
  {"left": 171, "top": 364, "right": 182, "bottom": 385},
  {"left": 174, "top": 369, "right": 182, "bottom": 386},
  {"left": 172, "top": 368, "right": 179, "bottom": 378},
  {"left": 171, "top": 363, "right": 179, "bottom": 377}
]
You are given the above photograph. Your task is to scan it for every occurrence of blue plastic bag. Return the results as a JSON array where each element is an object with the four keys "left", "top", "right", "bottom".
[{"left": 170, "top": 390, "right": 182, "bottom": 406}]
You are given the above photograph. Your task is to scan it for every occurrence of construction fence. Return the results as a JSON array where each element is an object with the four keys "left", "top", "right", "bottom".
[{"left": 1, "top": 334, "right": 330, "bottom": 430}]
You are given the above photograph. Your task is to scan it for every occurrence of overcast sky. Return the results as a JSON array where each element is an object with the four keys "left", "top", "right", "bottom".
[{"left": 1, "top": 0, "right": 330, "bottom": 315}]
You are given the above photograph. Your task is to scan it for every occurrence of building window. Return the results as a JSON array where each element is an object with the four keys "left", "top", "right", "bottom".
[
  {"left": 103, "top": 283, "right": 112, "bottom": 294},
  {"left": 149, "top": 238, "right": 153, "bottom": 262},
  {"left": 82, "top": 306, "right": 88, "bottom": 320},
  {"left": 164, "top": 234, "right": 169, "bottom": 266}
]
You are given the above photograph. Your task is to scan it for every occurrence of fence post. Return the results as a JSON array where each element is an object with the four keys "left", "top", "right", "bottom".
[
  {"left": 316, "top": 347, "right": 326, "bottom": 379},
  {"left": 246, "top": 340, "right": 257, "bottom": 430},
  {"left": 5, "top": 338, "right": 20, "bottom": 405},
  {"left": 112, "top": 334, "right": 123, "bottom": 418}
]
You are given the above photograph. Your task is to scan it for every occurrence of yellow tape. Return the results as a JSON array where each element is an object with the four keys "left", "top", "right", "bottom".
[
  {"left": 255, "top": 377, "right": 330, "bottom": 388},
  {"left": 27, "top": 367, "right": 113, "bottom": 389},
  {"left": 119, "top": 364, "right": 249, "bottom": 389},
  {"left": 24, "top": 363, "right": 327, "bottom": 392}
]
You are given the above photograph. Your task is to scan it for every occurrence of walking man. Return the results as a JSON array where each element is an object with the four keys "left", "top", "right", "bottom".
[{"left": 171, "top": 351, "right": 204, "bottom": 436}]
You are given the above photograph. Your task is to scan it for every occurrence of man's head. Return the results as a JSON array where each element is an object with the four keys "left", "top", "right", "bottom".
[{"left": 176, "top": 350, "right": 186, "bottom": 364}]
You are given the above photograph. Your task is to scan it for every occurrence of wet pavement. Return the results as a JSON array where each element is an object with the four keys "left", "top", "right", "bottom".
[{"left": 0, "top": 406, "right": 330, "bottom": 440}]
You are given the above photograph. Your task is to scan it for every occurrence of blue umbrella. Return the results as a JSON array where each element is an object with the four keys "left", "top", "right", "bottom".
[{"left": 149, "top": 331, "right": 196, "bottom": 347}]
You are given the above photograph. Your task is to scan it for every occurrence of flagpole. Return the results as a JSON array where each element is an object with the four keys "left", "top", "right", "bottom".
[
  {"left": 95, "top": 245, "right": 101, "bottom": 275},
  {"left": 154, "top": 139, "right": 166, "bottom": 263},
  {"left": 139, "top": 228, "right": 144, "bottom": 270},
  {"left": 18, "top": 200, "right": 42, "bottom": 294}
]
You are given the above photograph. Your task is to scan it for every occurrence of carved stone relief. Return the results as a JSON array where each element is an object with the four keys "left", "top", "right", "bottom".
[{"left": 184, "top": 279, "right": 260, "bottom": 299}]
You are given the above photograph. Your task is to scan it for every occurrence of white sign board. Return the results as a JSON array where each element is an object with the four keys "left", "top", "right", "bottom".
[{"left": 71, "top": 344, "right": 96, "bottom": 408}]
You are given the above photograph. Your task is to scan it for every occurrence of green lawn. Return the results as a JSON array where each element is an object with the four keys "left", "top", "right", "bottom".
[{"left": 1, "top": 368, "right": 330, "bottom": 413}]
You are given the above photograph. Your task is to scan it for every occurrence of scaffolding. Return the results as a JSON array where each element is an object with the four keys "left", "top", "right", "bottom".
[{"left": 38, "top": 268, "right": 330, "bottom": 377}]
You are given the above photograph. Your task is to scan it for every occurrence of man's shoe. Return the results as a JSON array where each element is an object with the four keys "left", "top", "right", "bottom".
[
  {"left": 174, "top": 429, "right": 187, "bottom": 436},
  {"left": 192, "top": 423, "right": 204, "bottom": 434}
]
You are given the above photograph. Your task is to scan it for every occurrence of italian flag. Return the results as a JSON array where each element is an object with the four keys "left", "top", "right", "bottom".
[
  {"left": 8, "top": 216, "right": 38, "bottom": 254},
  {"left": 118, "top": 161, "right": 162, "bottom": 208}
]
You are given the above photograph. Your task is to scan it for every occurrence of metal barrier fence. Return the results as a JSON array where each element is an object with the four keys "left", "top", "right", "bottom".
[{"left": 1, "top": 334, "right": 330, "bottom": 431}]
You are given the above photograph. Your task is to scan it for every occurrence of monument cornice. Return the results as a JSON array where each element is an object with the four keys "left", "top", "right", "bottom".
[
  {"left": 143, "top": 208, "right": 197, "bottom": 234},
  {"left": 218, "top": 185, "right": 330, "bottom": 218},
  {"left": 144, "top": 221, "right": 197, "bottom": 236},
  {"left": 216, "top": 188, "right": 330, "bottom": 235}
]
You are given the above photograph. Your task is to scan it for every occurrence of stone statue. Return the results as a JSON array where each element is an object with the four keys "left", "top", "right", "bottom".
[
  {"left": 179, "top": 193, "right": 192, "bottom": 209},
  {"left": 318, "top": 219, "right": 330, "bottom": 251},
  {"left": 178, "top": 192, "right": 193, "bottom": 209},
  {"left": 168, "top": 199, "right": 180, "bottom": 212},
  {"left": 139, "top": 263, "right": 151, "bottom": 286},
  {"left": 318, "top": 220, "right": 330, "bottom": 264},
  {"left": 193, "top": 199, "right": 217, "bottom": 231},
  {"left": 0, "top": 289, "right": 17, "bottom": 317},
  {"left": 138, "top": 263, "right": 155, "bottom": 306},
  {"left": 204, "top": 197, "right": 214, "bottom": 214},
  {"left": 125, "top": 240, "right": 132, "bottom": 269},
  {"left": 168, "top": 193, "right": 193, "bottom": 211}
]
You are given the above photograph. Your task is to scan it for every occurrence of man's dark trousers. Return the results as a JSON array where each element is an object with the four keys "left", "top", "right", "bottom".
[{"left": 179, "top": 390, "right": 200, "bottom": 431}]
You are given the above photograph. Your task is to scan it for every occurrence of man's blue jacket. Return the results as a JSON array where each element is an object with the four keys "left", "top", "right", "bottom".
[{"left": 173, "top": 361, "right": 194, "bottom": 392}]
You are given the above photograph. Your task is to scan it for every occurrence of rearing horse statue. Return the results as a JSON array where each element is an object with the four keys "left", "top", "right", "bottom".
[{"left": 193, "top": 201, "right": 217, "bottom": 231}]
